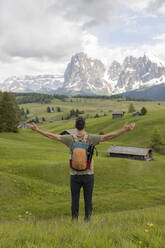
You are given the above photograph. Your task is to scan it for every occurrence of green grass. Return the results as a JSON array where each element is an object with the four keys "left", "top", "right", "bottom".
[
  {"left": 20, "top": 97, "right": 165, "bottom": 122},
  {"left": 0, "top": 207, "right": 165, "bottom": 248},
  {"left": 0, "top": 99, "right": 165, "bottom": 247}
]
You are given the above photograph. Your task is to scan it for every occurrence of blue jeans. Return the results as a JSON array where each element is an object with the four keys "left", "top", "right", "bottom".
[{"left": 70, "top": 174, "right": 94, "bottom": 221}]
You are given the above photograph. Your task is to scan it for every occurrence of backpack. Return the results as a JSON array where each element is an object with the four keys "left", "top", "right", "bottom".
[{"left": 70, "top": 134, "right": 91, "bottom": 171}]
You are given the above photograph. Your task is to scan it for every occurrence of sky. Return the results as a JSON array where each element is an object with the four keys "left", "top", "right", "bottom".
[{"left": 0, "top": 0, "right": 165, "bottom": 80}]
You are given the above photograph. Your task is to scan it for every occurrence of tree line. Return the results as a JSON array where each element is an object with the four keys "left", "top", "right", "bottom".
[{"left": 14, "top": 93, "right": 68, "bottom": 104}]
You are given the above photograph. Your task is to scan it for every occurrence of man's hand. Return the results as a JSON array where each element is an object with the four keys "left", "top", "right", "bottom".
[
  {"left": 100, "top": 122, "right": 136, "bottom": 142},
  {"left": 123, "top": 122, "right": 136, "bottom": 131},
  {"left": 27, "top": 122, "right": 39, "bottom": 131},
  {"left": 27, "top": 122, "right": 61, "bottom": 141}
]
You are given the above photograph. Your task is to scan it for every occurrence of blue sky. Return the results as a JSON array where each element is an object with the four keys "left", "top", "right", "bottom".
[
  {"left": 92, "top": 12, "right": 165, "bottom": 46},
  {"left": 0, "top": 0, "right": 165, "bottom": 80}
]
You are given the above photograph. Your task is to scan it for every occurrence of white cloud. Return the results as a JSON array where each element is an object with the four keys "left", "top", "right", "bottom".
[
  {"left": 119, "top": 0, "right": 151, "bottom": 11},
  {"left": 0, "top": 0, "right": 84, "bottom": 61},
  {"left": 119, "top": 0, "right": 165, "bottom": 13},
  {"left": 83, "top": 33, "right": 165, "bottom": 66},
  {"left": 153, "top": 33, "right": 165, "bottom": 41},
  {"left": 0, "top": 0, "right": 117, "bottom": 62},
  {"left": 0, "top": 0, "right": 165, "bottom": 81},
  {"left": 147, "top": 0, "right": 165, "bottom": 13},
  {"left": 48, "top": 0, "right": 116, "bottom": 27}
]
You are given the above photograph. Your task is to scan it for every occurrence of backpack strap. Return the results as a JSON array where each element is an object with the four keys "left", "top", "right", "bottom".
[
  {"left": 72, "top": 134, "right": 88, "bottom": 143},
  {"left": 83, "top": 134, "right": 88, "bottom": 143},
  {"left": 72, "top": 134, "right": 79, "bottom": 142}
]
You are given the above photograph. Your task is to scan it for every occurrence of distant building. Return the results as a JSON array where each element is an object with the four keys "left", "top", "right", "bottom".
[
  {"left": 60, "top": 129, "right": 77, "bottom": 135},
  {"left": 132, "top": 112, "right": 142, "bottom": 117},
  {"left": 18, "top": 122, "right": 27, "bottom": 129},
  {"left": 107, "top": 145, "right": 152, "bottom": 161},
  {"left": 112, "top": 111, "right": 125, "bottom": 119}
]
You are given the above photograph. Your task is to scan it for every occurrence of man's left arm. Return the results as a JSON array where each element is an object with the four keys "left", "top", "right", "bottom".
[{"left": 100, "top": 123, "right": 135, "bottom": 142}]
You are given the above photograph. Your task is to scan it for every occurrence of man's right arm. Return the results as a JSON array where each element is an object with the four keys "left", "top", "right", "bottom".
[{"left": 27, "top": 123, "right": 61, "bottom": 141}]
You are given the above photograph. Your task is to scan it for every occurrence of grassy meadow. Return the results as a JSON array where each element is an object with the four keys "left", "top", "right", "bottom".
[{"left": 0, "top": 98, "right": 165, "bottom": 247}]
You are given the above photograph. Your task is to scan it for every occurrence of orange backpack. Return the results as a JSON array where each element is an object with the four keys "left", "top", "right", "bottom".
[{"left": 70, "top": 134, "right": 91, "bottom": 171}]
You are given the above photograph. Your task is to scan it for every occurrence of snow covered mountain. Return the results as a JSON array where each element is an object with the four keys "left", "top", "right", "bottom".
[
  {"left": 0, "top": 74, "right": 63, "bottom": 93},
  {"left": 62, "top": 52, "right": 112, "bottom": 95},
  {"left": 109, "top": 54, "right": 165, "bottom": 94},
  {"left": 0, "top": 52, "right": 165, "bottom": 97},
  {"left": 57, "top": 52, "right": 165, "bottom": 96}
]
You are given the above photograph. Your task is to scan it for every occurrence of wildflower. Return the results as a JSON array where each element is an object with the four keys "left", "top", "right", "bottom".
[
  {"left": 138, "top": 240, "right": 142, "bottom": 244},
  {"left": 145, "top": 229, "right": 149, "bottom": 233},
  {"left": 25, "top": 211, "right": 29, "bottom": 214},
  {"left": 147, "top": 223, "right": 154, "bottom": 227}
]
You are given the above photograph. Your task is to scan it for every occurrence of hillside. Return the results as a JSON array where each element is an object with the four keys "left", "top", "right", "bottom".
[
  {"left": 1, "top": 100, "right": 165, "bottom": 247},
  {"left": 0, "top": 107, "right": 165, "bottom": 220},
  {"left": 120, "top": 83, "right": 165, "bottom": 101},
  {"left": 19, "top": 97, "right": 165, "bottom": 123}
]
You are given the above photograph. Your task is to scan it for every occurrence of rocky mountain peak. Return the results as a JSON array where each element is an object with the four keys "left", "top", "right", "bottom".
[
  {"left": 108, "top": 61, "right": 122, "bottom": 81},
  {"left": 0, "top": 53, "right": 165, "bottom": 97},
  {"left": 63, "top": 53, "right": 112, "bottom": 95},
  {"left": 109, "top": 54, "right": 165, "bottom": 93}
]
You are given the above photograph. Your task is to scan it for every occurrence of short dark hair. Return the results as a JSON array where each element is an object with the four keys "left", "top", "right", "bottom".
[{"left": 75, "top": 117, "right": 85, "bottom": 130}]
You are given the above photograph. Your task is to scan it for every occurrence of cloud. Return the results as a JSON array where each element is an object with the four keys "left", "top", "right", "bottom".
[
  {"left": 0, "top": 0, "right": 86, "bottom": 62},
  {"left": 0, "top": 0, "right": 165, "bottom": 80},
  {"left": 120, "top": 0, "right": 165, "bottom": 13},
  {"left": 147, "top": 0, "right": 165, "bottom": 13},
  {"left": 119, "top": 0, "right": 151, "bottom": 11},
  {"left": 83, "top": 33, "right": 165, "bottom": 66},
  {"left": 0, "top": 0, "right": 117, "bottom": 64},
  {"left": 48, "top": 0, "right": 116, "bottom": 27},
  {"left": 153, "top": 33, "right": 165, "bottom": 41}
]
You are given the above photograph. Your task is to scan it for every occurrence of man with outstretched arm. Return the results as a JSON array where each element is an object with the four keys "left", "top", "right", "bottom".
[{"left": 28, "top": 117, "right": 135, "bottom": 221}]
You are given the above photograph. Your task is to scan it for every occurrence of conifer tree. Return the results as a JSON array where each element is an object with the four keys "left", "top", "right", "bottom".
[
  {"left": 150, "top": 127, "right": 162, "bottom": 148},
  {"left": 35, "top": 116, "right": 39, "bottom": 123},
  {"left": 47, "top": 106, "right": 50, "bottom": 113},
  {"left": 141, "top": 107, "right": 147, "bottom": 115},
  {"left": 0, "top": 92, "right": 20, "bottom": 132},
  {"left": 128, "top": 103, "right": 136, "bottom": 113},
  {"left": 26, "top": 108, "right": 30, "bottom": 114}
]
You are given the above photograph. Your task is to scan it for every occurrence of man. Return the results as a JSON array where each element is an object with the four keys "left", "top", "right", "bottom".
[{"left": 28, "top": 117, "right": 135, "bottom": 221}]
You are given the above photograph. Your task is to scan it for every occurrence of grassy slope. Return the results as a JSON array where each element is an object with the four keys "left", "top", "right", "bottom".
[
  {"left": 20, "top": 97, "right": 165, "bottom": 122},
  {"left": 0, "top": 106, "right": 165, "bottom": 221},
  {"left": 1, "top": 99, "right": 165, "bottom": 247}
]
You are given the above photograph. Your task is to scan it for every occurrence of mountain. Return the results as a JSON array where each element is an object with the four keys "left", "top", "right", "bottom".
[
  {"left": 62, "top": 52, "right": 112, "bottom": 95},
  {"left": 0, "top": 74, "right": 63, "bottom": 93},
  {"left": 58, "top": 52, "right": 165, "bottom": 96},
  {"left": 109, "top": 54, "right": 165, "bottom": 94},
  {"left": 0, "top": 53, "right": 165, "bottom": 98},
  {"left": 119, "top": 83, "right": 165, "bottom": 101}
]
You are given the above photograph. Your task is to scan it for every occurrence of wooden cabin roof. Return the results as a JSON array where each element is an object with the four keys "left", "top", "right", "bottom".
[
  {"left": 60, "top": 129, "right": 77, "bottom": 135},
  {"left": 112, "top": 111, "right": 124, "bottom": 115},
  {"left": 107, "top": 145, "right": 152, "bottom": 156}
]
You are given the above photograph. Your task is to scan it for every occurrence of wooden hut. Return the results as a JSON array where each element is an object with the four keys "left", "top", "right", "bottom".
[
  {"left": 60, "top": 129, "right": 77, "bottom": 135},
  {"left": 112, "top": 111, "right": 125, "bottom": 119},
  {"left": 107, "top": 145, "right": 152, "bottom": 161},
  {"left": 132, "top": 112, "right": 142, "bottom": 117},
  {"left": 18, "top": 122, "right": 28, "bottom": 129}
]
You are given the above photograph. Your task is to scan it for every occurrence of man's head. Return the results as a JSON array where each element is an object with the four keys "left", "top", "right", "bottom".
[{"left": 75, "top": 117, "right": 86, "bottom": 131}]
